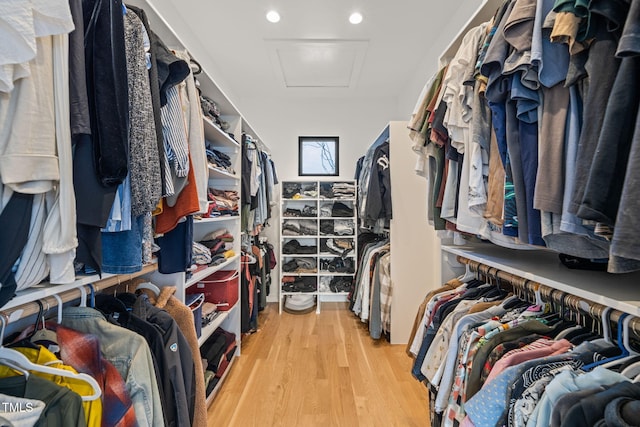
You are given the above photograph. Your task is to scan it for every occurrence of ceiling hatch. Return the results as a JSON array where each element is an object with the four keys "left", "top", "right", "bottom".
[{"left": 265, "top": 39, "right": 369, "bottom": 88}]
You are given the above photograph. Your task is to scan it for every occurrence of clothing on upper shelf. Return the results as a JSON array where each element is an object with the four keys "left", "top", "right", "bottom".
[
  {"left": 408, "top": 0, "right": 640, "bottom": 272},
  {"left": 408, "top": 271, "right": 640, "bottom": 427}
]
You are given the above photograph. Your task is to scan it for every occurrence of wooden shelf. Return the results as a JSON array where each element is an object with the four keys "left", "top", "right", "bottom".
[
  {"left": 208, "top": 165, "right": 239, "bottom": 180},
  {"left": 186, "top": 255, "right": 240, "bottom": 289},
  {"left": 5, "top": 262, "right": 158, "bottom": 313},
  {"left": 203, "top": 117, "right": 240, "bottom": 149},
  {"left": 442, "top": 244, "right": 640, "bottom": 317}
]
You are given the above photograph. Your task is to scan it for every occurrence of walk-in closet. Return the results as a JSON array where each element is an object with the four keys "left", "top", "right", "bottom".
[{"left": 1, "top": 0, "right": 639, "bottom": 425}]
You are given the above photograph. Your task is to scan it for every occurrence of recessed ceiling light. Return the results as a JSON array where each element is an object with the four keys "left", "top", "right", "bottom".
[
  {"left": 266, "top": 10, "right": 280, "bottom": 23},
  {"left": 349, "top": 12, "right": 363, "bottom": 24}
]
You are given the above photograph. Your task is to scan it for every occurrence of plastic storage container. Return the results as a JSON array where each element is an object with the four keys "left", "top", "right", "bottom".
[{"left": 192, "top": 270, "right": 239, "bottom": 311}]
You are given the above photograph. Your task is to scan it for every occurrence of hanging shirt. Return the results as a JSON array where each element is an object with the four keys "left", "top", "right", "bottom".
[{"left": 0, "top": 346, "right": 102, "bottom": 427}]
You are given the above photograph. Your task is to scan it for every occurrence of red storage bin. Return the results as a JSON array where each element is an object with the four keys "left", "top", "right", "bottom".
[{"left": 191, "top": 270, "right": 239, "bottom": 311}]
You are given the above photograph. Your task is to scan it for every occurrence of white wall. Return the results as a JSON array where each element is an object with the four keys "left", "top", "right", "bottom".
[
  {"left": 388, "top": 122, "right": 442, "bottom": 344},
  {"left": 236, "top": 96, "right": 399, "bottom": 301}
]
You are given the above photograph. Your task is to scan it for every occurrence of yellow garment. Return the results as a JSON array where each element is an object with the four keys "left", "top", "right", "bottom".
[
  {"left": 152, "top": 198, "right": 163, "bottom": 216},
  {"left": 223, "top": 249, "right": 236, "bottom": 259},
  {"left": 0, "top": 346, "right": 103, "bottom": 427}
]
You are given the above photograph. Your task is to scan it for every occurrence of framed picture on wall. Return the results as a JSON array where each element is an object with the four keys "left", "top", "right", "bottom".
[{"left": 298, "top": 136, "right": 339, "bottom": 176}]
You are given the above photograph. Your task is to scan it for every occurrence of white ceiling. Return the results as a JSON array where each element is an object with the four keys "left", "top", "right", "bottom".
[{"left": 145, "top": 0, "right": 485, "bottom": 104}]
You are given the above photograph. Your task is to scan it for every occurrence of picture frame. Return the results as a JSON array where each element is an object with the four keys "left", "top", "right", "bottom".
[{"left": 298, "top": 136, "right": 339, "bottom": 176}]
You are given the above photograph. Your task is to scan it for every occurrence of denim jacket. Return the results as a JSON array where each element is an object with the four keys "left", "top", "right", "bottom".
[{"left": 62, "top": 307, "right": 165, "bottom": 427}]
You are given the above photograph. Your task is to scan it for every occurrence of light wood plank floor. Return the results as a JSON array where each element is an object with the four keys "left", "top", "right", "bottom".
[{"left": 207, "top": 302, "right": 430, "bottom": 426}]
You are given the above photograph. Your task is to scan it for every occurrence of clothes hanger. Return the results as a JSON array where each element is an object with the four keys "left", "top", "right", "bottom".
[
  {"left": 583, "top": 313, "right": 629, "bottom": 371},
  {"left": 0, "top": 313, "right": 102, "bottom": 401},
  {"left": 458, "top": 263, "right": 476, "bottom": 282},
  {"left": 600, "top": 315, "right": 639, "bottom": 369},
  {"left": 242, "top": 252, "right": 257, "bottom": 264},
  {"left": 78, "top": 285, "right": 87, "bottom": 307},
  {"left": 52, "top": 295, "right": 63, "bottom": 323},
  {"left": 87, "top": 284, "right": 96, "bottom": 308},
  {"left": 30, "top": 300, "right": 58, "bottom": 345},
  {"left": 135, "top": 282, "right": 161, "bottom": 298}
]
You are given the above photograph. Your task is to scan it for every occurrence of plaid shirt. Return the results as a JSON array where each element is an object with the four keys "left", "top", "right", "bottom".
[
  {"left": 48, "top": 323, "right": 138, "bottom": 427},
  {"left": 378, "top": 253, "right": 392, "bottom": 334}
]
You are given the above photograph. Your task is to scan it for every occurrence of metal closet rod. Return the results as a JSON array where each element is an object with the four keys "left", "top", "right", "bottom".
[
  {"left": 456, "top": 255, "right": 640, "bottom": 338},
  {"left": 0, "top": 263, "right": 157, "bottom": 325}
]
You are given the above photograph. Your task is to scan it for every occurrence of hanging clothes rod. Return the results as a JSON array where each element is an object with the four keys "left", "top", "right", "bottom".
[
  {"left": 0, "top": 263, "right": 158, "bottom": 325},
  {"left": 456, "top": 255, "right": 640, "bottom": 339}
]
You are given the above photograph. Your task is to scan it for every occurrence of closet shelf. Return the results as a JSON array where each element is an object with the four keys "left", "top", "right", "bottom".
[
  {"left": 281, "top": 273, "right": 318, "bottom": 277},
  {"left": 317, "top": 292, "right": 350, "bottom": 296},
  {"left": 319, "top": 234, "right": 356, "bottom": 238},
  {"left": 4, "top": 263, "right": 158, "bottom": 313},
  {"left": 208, "top": 165, "right": 240, "bottom": 180},
  {"left": 197, "top": 307, "right": 235, "bottom": 347},
  {"left": 203, "top": 117, "right": 240, "bottom": 149},
  {"left": 281, "top": 292, "right": 316, "bottom": 296},
  {"left": 194, "top": 216, "right": 240, "bottom": 224},
  {"left": 318, "top": 272, "right": 355, "bottom": 276},
  {"left": 205, "top": 352, "right": 237, "bottom": 405},
  {"left": 319, "top": 198, "right": 355, "bottom": 202},
  {"left": 442, "top": 244, "right": 640, "bottom": 317},
  {"left": 186, "top": 255, "right": 241, "bottom": 289}
]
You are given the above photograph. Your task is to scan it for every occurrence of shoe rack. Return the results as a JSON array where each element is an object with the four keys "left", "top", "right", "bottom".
[{"left": 278, "top": 180, "right": 358, "bottom": 313}]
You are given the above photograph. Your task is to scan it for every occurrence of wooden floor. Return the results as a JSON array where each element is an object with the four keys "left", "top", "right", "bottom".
[{"left": 207, "top": 302, "right": 430, "bottom": 426}]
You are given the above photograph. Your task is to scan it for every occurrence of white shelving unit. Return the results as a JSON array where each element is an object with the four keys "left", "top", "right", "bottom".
[
  {"left": 279, "top": 180, "right": 358, "bottom": 313},
  {"left": 442, "top": 244, "right": 640, "bottom": 317}
]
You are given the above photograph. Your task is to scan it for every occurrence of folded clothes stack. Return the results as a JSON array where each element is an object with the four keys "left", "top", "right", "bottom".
[
  {"left": 207, "top": 189, "right": 239, "bottom": 217},
  {"left": 320, "top": 219, "right": 354, "bottom": 236},
  {"left": 281, "top": 276, "right": 317, "bottom": 292},
  {"left": 282, "top": 183, "right": 301, "bottom": 198},
  {"left": 332, "top": 182, "right": 356, "bottom": 199},
  {"left": 320, "top": 238, "right": 353, "bottom": 257},
  {"left": 205, "top": 142, "right": 234, "bottom": 174},
  {"left": 283, "top": 182, "right": 317, "bottom": 199},
  {"left": 319, "top": 276, "right": 352, "bottom": 293},
  {"left": 282, "top": 239, "right": 317, "bottom": 254},
  {"left": 198, "top": 228, "right": 235, "bottom": 265},
  {"left": 319, "top": 257, "right": 355, "bottom": 273},
  {"left": 283, "top": 205, "right": 317, "bottom": 217},
  {"left": 282, "top": 257, "right": 317, "bottom": 273},
  {"left": 320, "top": 201, "right": 354, "bottom": 217},
  {"left": 282, "top": 219, "right": 318, "bottom": 236}
]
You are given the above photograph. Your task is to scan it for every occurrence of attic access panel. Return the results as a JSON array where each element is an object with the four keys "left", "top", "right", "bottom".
[{"left": 266, "top": 39, "right": 368, "bottom": 88}]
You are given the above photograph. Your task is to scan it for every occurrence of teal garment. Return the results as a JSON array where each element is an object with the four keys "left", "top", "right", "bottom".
[
  {"left": 0, "top": 375, "right": 86, "bottom": 427},
  {"left": 527, "top": 367, "right": 628, "bottom": 427}
]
